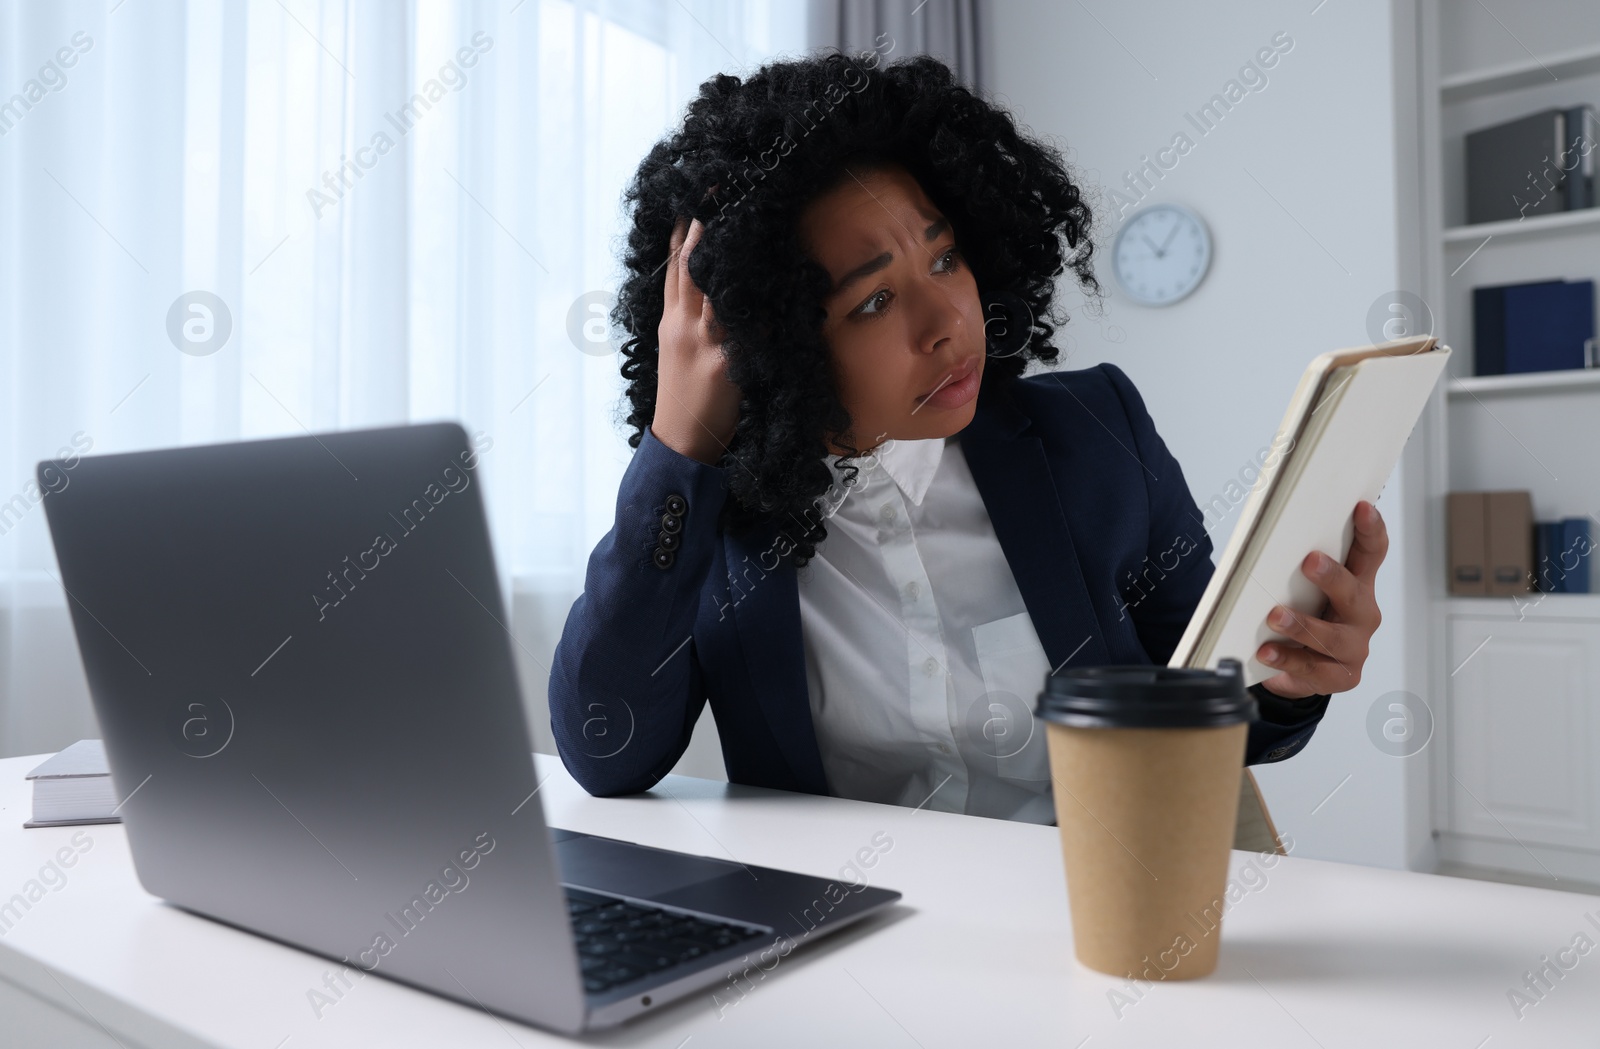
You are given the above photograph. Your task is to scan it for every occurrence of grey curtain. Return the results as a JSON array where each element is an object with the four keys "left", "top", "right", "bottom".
[{"left": 808, "top": 0, "right": 982, "bottom": 92}]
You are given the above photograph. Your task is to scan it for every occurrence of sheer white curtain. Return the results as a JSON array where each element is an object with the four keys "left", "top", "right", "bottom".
[{"left": 0, "top": 0, "right": 810, "bottom": 759}]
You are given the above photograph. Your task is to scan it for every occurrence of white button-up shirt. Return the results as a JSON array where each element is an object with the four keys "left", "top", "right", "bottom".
[{"left": 795, "top": 435, "right": 1057, "bottom": 824}]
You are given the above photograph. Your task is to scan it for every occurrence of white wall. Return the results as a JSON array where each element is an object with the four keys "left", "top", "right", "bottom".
[{"left": 983, "top": 0, "right": 1424, "bottom": 869}]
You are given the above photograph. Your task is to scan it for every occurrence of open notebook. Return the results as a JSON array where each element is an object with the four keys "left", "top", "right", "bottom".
[
  {"left": 1171, "top": 335, "right": 1450, "bottom": 685},
  {"left": 1171, "top": 335, "right": 1450, "bottom": 854}
]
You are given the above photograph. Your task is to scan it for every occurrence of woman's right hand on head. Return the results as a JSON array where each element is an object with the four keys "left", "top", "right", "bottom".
[{"left": 650, "top": 216, "right": 742, "bottom": 465}]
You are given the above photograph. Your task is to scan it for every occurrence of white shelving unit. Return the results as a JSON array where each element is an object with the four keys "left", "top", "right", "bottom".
[
  {"left": 1441, "top": 204, "right": 1600, "bottom": 245},
  {"left": 1444, "top": 594, "right": 1600, "bottom": 620},
  {"left": 1439, "top": 42, "right": 1600, "bottom": 103},
  {"left": 1413, "top": 2, "right": 1600, "bottom": 887},
  {"left": 1446, "top": 369, "right": 1600, "bottom": 397}
]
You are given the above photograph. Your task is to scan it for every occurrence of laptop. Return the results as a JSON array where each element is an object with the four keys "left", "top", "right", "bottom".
[{"left": 37, "top": 421, "right": 901, "bottom": 1034}]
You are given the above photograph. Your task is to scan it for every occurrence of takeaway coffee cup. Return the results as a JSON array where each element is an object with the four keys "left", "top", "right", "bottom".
[{"left": 1035, "top": 658, "right": 1256, "bottom": 979}]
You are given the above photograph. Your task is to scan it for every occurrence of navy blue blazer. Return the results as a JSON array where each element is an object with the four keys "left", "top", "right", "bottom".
[{"left": 549, "top": 362, "right": 1331, "bottom": 799}]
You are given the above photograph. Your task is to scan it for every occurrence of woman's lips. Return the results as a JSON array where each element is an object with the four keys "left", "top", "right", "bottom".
[{"left": 917, "top": 358, "right": 982, "bottom": 411}]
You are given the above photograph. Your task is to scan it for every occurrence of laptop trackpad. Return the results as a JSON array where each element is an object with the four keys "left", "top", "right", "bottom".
[{"left": 555, "top": 835, "right": 741, "bottom": 900}]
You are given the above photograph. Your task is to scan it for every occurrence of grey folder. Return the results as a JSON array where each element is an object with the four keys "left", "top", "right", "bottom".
[{"left": 1465, "top": 106, "right": 1595, "bottom": 224}]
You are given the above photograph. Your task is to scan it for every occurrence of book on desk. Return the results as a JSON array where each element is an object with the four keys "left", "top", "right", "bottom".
[{"left": 22, "top": 739, "right": 121, "bottom": 829}]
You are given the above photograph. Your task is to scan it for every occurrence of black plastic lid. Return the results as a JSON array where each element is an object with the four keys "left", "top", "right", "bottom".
[{"left": 1035, "top": 658, "right": 1257, "bottom": 729}]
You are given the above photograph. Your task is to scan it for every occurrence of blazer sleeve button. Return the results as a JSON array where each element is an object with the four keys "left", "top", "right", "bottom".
[
  {"left": 660, "top": 512, "right": 683, "bottom": 536},
  {"left": 652, "top": 547, "right": 676, "bottom": 570},
  {"left": 657, "top": 531, "right": 680, "bottom": 552},
  {"left": 664, "top": 493, "right": 688, "bottom": 516}
]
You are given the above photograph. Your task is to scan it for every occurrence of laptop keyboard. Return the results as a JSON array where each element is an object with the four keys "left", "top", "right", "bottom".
[{"left": 565, "top": 886, "right": 767, "bottom": 995}]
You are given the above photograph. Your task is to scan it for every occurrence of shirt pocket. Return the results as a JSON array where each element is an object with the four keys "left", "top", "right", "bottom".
[{"left": 970, "top": 611, "right": 1053, "bottom": 782}]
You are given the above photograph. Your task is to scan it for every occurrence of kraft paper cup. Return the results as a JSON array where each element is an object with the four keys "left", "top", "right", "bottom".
[{"left": 1036, "top": 659, "right": 1256, "bottom": 980}]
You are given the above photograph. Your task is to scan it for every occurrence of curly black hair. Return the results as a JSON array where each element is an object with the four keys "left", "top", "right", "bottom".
[{"left": 613, "top": 50, "right": 1101, "bottom": 566}]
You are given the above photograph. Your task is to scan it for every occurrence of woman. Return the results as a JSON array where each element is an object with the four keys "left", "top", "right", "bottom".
[{"left": 548, "top": 52, "right": 1385, "bottom": 823}]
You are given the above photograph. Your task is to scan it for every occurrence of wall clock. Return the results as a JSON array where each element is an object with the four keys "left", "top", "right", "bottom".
[{"left": 1111, "top": 203, "right": 1212, "bottom": 307}]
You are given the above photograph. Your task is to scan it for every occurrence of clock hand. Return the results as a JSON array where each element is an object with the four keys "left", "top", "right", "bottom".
[
  {"left": 1158, "top": 219, "right": 1181, "bottom": 254},
  {"left": 1141, "top": 234, "right": 1162, "bottom": 258}
]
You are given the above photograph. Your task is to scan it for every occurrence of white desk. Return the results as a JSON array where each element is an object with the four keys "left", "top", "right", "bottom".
[{"left": 2, "top": 751, "right": 1598, "bottom": 1048}]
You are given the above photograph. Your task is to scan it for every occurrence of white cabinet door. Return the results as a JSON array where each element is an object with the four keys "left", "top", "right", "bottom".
[{"left": 1447, "top": 616, "right": 1600, "bottom": 849}]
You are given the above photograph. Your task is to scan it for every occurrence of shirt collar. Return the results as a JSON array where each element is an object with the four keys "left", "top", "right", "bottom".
[{"left": 824, "top": 436, "right": 945, "bottom": 508}]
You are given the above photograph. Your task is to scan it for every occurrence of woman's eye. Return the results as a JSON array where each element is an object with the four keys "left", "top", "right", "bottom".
[
  {"left": 854, "top": 289, "right": 891, "bottom": 317},
  {"left": 850, "top": 249, "right": 959, "bottom": 319}
]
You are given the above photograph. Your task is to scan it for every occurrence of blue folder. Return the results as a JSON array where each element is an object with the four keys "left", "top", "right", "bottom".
[
  {"left": 1473, "top": 279, "right": 1595, "bottom": 376},
  {"left": 1535, "top": 521, "right": 1563, "bottom": 592},
  {"left": 1560, "top": 517, "right": 1592, "bottom": 594},
  {"left": 1536, "top": 518, "right": 1594, "bottom": 593}
]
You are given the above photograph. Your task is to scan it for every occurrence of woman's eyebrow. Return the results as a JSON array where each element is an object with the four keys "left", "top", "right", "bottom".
[{"left": 831, "top": 216, "right": 952, "bottom": 297}]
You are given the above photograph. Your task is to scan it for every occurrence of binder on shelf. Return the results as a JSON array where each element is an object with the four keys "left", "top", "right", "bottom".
[
  {"left": 1473, "top": 279, "right": 1596, "bottom": 376},
  {"left": 1559, "top": 517, "right": 1593, "bottom": 594},
  {"left": 1465, "top": 106, "right": 1594, "bottom": 224},
  {"left": 1485, "top": 491, "right": 1534, "bottom": 596},
  {"left": 1170, "top": 336, "right": 1449, "bottom": 685},
  {"left": 1448, "top": 492, "right": 1488, "bottom": 596},
  {"left": 1564, "top": 105, "right": 1596, "bottom": 212},
  {"left": 1534, "top": 517, "right": 1593, "bottom": 594},
  {"left": 1535, "top": 520, "right": 1562, "bottom": 592}
]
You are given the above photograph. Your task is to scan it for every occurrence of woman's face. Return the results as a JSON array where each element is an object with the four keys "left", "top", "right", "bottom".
[{"left": 798, "top": 164, "right": 986, "bottom": 454}]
